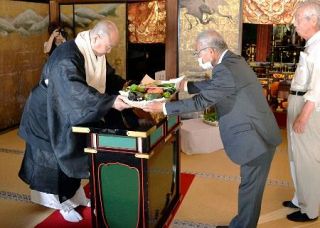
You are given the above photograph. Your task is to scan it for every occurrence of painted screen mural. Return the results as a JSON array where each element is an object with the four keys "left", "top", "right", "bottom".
[
  {"left": 127, "top": 0, "right": 166, "bottom": 43},
  {"left": 179, "top": 0, "right": 242, "bottom": 78},
  {"left": 0, "top": 1, "right": 48, "bottom": 130}
]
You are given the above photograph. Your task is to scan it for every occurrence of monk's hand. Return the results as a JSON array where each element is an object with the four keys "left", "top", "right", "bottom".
[
  {"left": 142, "top": 101, "right": 164, "bottom": 113},
  {"left": 112, "top": 95, "right": 131, "bottom": 111}
]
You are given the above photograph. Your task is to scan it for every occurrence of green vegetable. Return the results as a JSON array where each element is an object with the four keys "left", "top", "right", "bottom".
[
  {"left": 158, "top": 83, "right": 175, "bottom": 88},
  {"left": 129, "top": 84, "right": 138, "bottom": 92},
  {"left": 164, "top": 87, "right": 176, "bottom": 94},
  {"left": 163, "top": 91, "right": 171, "bottom": 98},
  {"left": 136, "top": 85, "right": 146, "bottom": 93},
  {"left": 144, "top": 93, "right": 163, "bottom": 101},
  {"left": 126, "top": 83, "right": 176, "bottom": 101},
  {"left": 204, "top": 112, "right": 217, "bottom": 122}
]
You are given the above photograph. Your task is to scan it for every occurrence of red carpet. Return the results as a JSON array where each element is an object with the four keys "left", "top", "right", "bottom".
[{"left": 35, "top": 173, "right": 195, "bottom": 228}]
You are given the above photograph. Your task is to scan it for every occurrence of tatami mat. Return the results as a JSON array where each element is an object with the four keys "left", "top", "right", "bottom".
[
  {"left": 0, "top": 129, "right": 24, "bottom": 151},
  {"left": 0, "top": 152, "right": 29, "bottom": 194},
  {"left": 181, "top": 149, "right": 240, "bottom": 177},
  {"left": 174, "top": 176, "right": 238, "bottom": 225},
  {"left": 0, "top": 199, "right": 53, "bottom": 228},
  {"left": 258, "top": 219, "right": 320, "bottom": 228}
]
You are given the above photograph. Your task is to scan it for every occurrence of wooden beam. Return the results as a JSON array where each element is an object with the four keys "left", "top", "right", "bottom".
[
  {"left": 256, "top": 24, "right": 272, "bottom": 62},
  {"left": 49, "top": 0, "right": 60, "bottom": 24},
  {"left": 165, "top": 0, "right": 178, "bottom": 80}
]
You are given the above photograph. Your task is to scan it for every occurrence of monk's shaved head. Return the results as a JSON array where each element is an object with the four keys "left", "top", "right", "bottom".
[
  {"left": 90, "top": 19, "right": 119, "bottom": 47},
  {"left": 89, "top": 19, "right": 120, "bottom": 56}
]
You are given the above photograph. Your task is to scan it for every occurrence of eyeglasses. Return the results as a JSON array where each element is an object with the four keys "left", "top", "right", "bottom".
[{"left": 193, "top": 47, "right": 213, "bottom": 57}]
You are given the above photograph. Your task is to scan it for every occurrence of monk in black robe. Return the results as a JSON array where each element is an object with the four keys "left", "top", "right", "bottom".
[{"left": 18, "top": 20, "right": 134, "bottom": 222}]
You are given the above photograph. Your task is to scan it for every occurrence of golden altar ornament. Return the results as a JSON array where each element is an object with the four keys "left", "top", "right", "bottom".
[
  {"left": 128, "top": 0, "right": 166, "bottom": 43},
  {"left": 243, "top": 0, "right": 303, "bottom": 24}
]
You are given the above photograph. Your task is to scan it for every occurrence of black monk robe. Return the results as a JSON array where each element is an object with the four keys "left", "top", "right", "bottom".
[{"left": 18, "top": 40, "right": 137, "bottom": 201}]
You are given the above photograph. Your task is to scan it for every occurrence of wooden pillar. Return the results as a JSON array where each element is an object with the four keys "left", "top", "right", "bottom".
[
  {"left": 256, "top": 24, "right": 272, "bottom": 62},
  {"left": 165, "top": 0, "right": 178, "bottom": 80},
  {"left": 49, "top": 0, "right": 60, "bottom": 24}
]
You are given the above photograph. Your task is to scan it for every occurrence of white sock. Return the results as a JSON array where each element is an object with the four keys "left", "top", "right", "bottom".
[
  {"left": 78, "top": 197, "right": 90, "bottom": 207},
  {"left": 59, "top": 209, "right": 83, "bottom": 223},
  {"left": 74, "top": 187, "right": 91, "bottom": 207}
]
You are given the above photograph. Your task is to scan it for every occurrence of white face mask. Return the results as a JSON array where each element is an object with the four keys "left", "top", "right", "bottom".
[{"left": 198, "top": 57, "right": 213, "bottom": 70}]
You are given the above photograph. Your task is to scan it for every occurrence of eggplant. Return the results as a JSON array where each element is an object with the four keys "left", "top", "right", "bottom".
[
  {"left": 128, "top": 91, "right": 144, "bottom": 101},
  {"left": 128, "top": 91, "right": 138, "bottom": 101}
]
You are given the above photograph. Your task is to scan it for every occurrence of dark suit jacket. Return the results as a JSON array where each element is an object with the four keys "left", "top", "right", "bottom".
[{"left": 166, "top": 51, "right": 282, "bottom": 165}]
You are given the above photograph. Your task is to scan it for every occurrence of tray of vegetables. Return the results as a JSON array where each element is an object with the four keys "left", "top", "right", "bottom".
[
  {"left": 119, "top": 81, "right": 177, "bottom": 108},
  {"left": 202, "top": 112, "right": 218, "bottom": 126}
]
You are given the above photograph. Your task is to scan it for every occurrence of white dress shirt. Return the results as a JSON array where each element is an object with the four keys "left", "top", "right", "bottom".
[{"left": 291, "top": 31, "right": 320, "bottom": 111}]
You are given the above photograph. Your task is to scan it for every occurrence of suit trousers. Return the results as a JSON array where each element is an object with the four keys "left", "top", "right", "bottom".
[{"left": 229, "top": 146, "right": 275, "bottom": 228}]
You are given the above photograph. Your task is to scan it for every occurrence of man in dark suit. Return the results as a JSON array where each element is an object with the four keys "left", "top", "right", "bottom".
[{"left": 142, "top": 29, "right": 282, "bottom": 228}]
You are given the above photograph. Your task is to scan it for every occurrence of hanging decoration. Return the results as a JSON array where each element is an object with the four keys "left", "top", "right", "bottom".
[
  {"left": 243, "top": 0, "right": 304, "bottom": 24},
  {"left": 128, "top": 0, "right": 166, "bottom": 43}
]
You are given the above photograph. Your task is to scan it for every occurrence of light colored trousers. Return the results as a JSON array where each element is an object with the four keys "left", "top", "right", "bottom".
[{"left": 287, "top": 94, "right": 320, "bottom": 218}]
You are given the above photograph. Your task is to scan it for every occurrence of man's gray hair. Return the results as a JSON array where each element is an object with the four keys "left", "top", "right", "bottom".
[
  {"left": 196, "top": 29, "right": 228, "bottom": 53},
  {"left": 90, "top": 19, "right": 118, "bottom": 38},
  {"left": 296, "top": 0, "right": 320, "bottom": 29}
]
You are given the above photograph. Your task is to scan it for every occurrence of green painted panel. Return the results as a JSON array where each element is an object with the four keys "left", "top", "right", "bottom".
[
  {"left": 98, "top": 135, "right": 136, "bottom": 149},
  {"left": 150, "top": 126, "right": 163, "bottom": 146},
  {"left": 100, "top": 164, "right": 140, "bottom": 228},
  {"left": 167, "top": 116, "right": 178, "bottom": 131}
]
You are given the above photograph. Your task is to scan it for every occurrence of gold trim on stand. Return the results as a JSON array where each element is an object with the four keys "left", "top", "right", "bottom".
[
  {"left": 127, "top": 126, "right": 157, "bottom": 138},
  {"left": 84, "top": 148, "right": 97, "bottom": 154},
  {"left": 165, "top": 133, "right": 173, "bottom": 142},
  {"left": 127, "top": 131, "right": 148, "bottom": 138},
  {"left": 72, "top": 126, "right": 90, "bottom": 133},
  {"left": 135, "top": 151, "right": 154, "bottom": 159}
]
